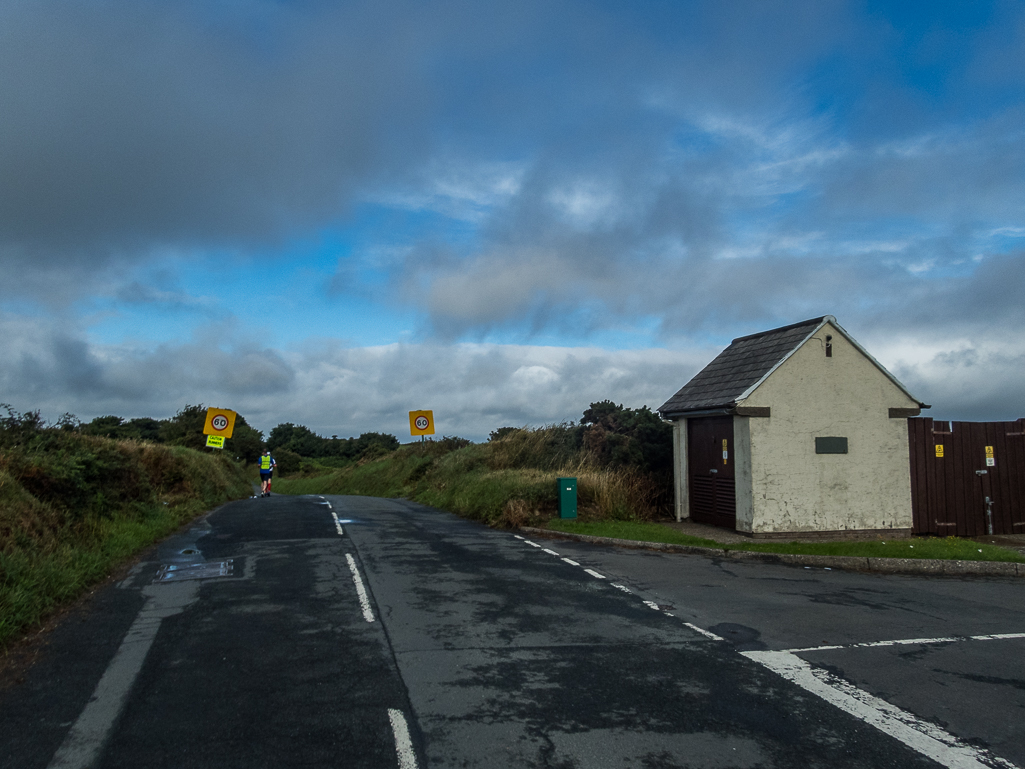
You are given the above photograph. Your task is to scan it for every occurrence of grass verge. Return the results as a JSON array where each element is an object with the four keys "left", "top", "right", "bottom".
[
  {"left": 545, "top": 519, "right": 1025, "bottom": 563},
  {"left": 1, "top": 436, "right": 251, "bottom": 649}
]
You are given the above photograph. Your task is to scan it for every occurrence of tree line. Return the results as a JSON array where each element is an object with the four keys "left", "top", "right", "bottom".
[{"left": 4, "top": 399, "right": 673, "bottom": 476}]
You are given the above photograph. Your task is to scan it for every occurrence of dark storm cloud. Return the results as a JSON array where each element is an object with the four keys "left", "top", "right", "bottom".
[{"left": 0, "top": 0, "right": 438, "bottom": 271}]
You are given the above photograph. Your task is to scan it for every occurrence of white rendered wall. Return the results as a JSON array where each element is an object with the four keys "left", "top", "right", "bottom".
[
  {"left": 672, "top": 418, "right": 688, "bottom": 521},
  {"left": 738, "top": 322, "right": 918, "bottom": 534},
  {"left": 733, "top": 416, "right": 754, "bottom": 532}
]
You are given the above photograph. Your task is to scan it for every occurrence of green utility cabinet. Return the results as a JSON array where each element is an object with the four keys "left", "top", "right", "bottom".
[{"left": 557, "top": 477, "right": 577, "bottom": 519}]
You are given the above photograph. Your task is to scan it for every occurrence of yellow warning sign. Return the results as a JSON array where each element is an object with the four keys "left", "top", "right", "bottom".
[
  {"left": 935, "top": 444, "right": 944, "bottom": 458},
  {"left": 409, "top": 410, "right": 435, "bottom": 436},
  {"left": 206, "top": 435, "right": 225, "bottom": 449},
  {"left": 203, "top": 408, "right": 236, "bottom": 438},
  {"left": 985, "top": 445, "right": 994, "bottom": 457}
]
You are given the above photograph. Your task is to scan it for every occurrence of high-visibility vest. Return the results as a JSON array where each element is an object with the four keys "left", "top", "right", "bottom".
[{"left": 260, "top": 455, "right": 272, "bottom": 470}]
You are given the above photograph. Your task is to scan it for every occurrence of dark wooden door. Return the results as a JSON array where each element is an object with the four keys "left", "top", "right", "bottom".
[
  {"left": 688, "top": 416, "right": 736, "bottom": 529},
  {"left": 908, "top": 418, "right": 1025, "bottom": 536}
]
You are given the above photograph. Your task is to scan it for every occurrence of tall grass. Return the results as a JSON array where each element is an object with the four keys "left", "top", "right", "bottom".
[
  {"left": 274, "top": 427, "right": 672, "bottom": 528},
  {"left": 0, "top": 431, "right": 251, "bottom": 648}
]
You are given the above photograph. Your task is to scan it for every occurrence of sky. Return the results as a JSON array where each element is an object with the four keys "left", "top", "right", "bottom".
[{"left": 1, "top": 0, "right": 1024, "bottom": 442}]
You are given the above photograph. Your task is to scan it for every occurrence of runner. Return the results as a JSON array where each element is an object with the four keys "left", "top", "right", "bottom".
[{"left": 259, "top": 450, "right": 277, "bottom": 497}]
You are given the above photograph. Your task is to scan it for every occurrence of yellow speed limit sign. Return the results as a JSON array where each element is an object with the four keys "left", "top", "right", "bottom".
[
  {"left": 203, "top": 408, "right": 237, "bottom": 438},
  {"left": 409, "top": 410, "right": 435, "bottom": 436}
]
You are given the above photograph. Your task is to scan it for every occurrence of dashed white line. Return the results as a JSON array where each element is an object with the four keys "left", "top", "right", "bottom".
[
  {"left": 388, "top": 709, "right": 418, "bottom": 769},
  {"left": 330, "top": 512, "right": 345, "bottom": 536},
  {"left": 642, "top": 600, "right": 661, "bottom": 611},
  {"left": 542, "top": 548, "right": 560, "bottom": 556},
  {"left": 345, "top": 554, "right": 375, "bottom": 623},
  {"left": 684, "top": 623, "right": 725, "bottom": 642},
  {"left": 611, "top": 583, "right": 632, "bottom": 593},
  {"left": 583, "top": 568, "right": 607, "bottom": 580},
  {"left": 561, "top": 558, "right": 580, "bottom": 566},
  {"left": 743, "top": 650, "right": 1017, "bottom": 769},
  {"left": 524, "top": 540, "right": 543, "bottom": 548}
]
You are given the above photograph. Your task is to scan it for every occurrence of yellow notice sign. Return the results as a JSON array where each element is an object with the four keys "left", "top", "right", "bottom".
[
  {"left": 409, "top": 410, "right": 435, "bottom": 436},
  {"left": 203, "top": 408, "right": 236, "bottom": 438},
  {"left": 985, "top": 445, "right": 995, "bottom": 457},
  {"left": 206, "top": 435, "right": 225, "bottom": 449},
  {"left": 935, "top": 444, "right": 944, "bottom": 458}
]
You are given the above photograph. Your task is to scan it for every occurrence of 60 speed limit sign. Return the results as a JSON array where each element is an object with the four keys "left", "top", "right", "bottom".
[
  {"left": 203, "top": 408, "right": 237, "bottom": 439},
  {"left": 408, "top": 410, "right": 435, "bottom": 437}
]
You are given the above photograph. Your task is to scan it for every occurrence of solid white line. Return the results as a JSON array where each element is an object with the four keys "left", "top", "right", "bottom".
[
  {"left": 330, "top": 512, "right": 345, "bottom": 536},
  {"left": 743, "top": 650, "right": 1017, "bottom": 769},
  {"left": 684, "top": 623, "right": 725, "bottom": 641},
  {"left": 561, "top": 558, "right": 580, "bottom": 566},
  {"left": 48, "top": 582, "right": 199, "bottom": 769},
  {"left": 542, "top": 548, "right": 560, "bottom": 556},
  {"left": 584, "top": 569, "right": 606, "bottom": 579},
  {"left": 48, "top": 618, "right": 161, "bottom": 769},
  {"left": 785, "top": 632, "right": 1025, "bottom": 654},
  {"left": 345, "top": 554, "right": 375, "bottom": 623},
  {"left": 388, "top": 709, "right": 418, "bottom": 769}
]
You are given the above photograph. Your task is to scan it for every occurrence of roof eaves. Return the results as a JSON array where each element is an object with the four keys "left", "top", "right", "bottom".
[{"left": 827, "top": 318, "right": 930, "bottom": 408}]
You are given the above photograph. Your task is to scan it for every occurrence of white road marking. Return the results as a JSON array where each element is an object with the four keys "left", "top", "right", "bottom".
[
  {"left": 524, "top": 540, "right": 542, "bottom": 548},
  {"left": 584, "top": 569, "right": 606, "bottom": 579},
  {"left": 786, "top": 632, "right": 1025, "bottom": 654},
  {"left": 388, "top": 709, "right": 418, "bottom": 769},
  {"left": 642, "top": 600, "right": 660, "bottom": 611},
  {"left": 611, "top": 583, "right": 632, "bottom": 593},
  {"left": 345, "top": 554, "right": 375, "bottom": 623},
  {"left": 513, "top": 535, "right": 525, "bottom": 540},
  {"left": 743, "top": 650, "right": 1017, "bottom": 769},
  {"left": 330, "top": 512, "right": 345, "bottom": 536},
  {"left": 542, "top": 548, "right": 560, "bottom": 556},
  {"left": 561, "top": 558, "right": 580, "bottom": 566},
  {"left": 684, "top": 623, "right": 725, "bottom": 641},
  {"left": 48, "top": 581, "right": 199, "bottom": 769}
]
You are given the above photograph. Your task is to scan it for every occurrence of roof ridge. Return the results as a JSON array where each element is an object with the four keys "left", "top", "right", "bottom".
[{"left": 731, "top": 316, "right": 827, "bottom": 344}]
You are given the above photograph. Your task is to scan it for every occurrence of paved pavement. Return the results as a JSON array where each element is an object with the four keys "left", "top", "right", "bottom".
[{"left": 1, "top": 494, "right": 1022, "bottom": 768}]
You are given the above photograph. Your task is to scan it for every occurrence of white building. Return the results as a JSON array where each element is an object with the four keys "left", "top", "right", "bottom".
[{"left": 658, "top": 316, "right": 928, "bottom": 538}]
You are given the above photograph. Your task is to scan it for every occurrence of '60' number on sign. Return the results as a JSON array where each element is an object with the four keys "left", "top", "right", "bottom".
[
  {"left": 212, "top": 415, "right": 229, "bottom": 431},
  {"left": 415, "top": 416, "right": 430, "bottom": 430}
]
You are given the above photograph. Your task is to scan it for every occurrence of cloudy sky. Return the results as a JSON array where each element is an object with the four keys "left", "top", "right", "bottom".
[{"left": 2, "top": 0, "right": 1023, "bottom": 441}]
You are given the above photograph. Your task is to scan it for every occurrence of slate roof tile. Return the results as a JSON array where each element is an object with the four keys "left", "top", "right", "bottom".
[{"left": 658, "top": 317, "right": 825, "bottom": 416}]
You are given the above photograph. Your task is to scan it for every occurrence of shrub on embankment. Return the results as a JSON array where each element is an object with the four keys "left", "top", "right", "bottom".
[
  {"left": 274, "top": 422, "right": 674, "bottom": 528},
  {"left": 0, "top": 409, "right": 251, "bottom": 648}
]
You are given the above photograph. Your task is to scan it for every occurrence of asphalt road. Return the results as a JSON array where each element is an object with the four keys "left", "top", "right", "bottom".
[{"left": 1, "top": 494, "right": 1022, "bottom": 768}]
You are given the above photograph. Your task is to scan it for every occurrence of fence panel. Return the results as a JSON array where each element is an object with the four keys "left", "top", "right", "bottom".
[{"left": 908, "top": 418, "right": 1025, "bottom": 536}]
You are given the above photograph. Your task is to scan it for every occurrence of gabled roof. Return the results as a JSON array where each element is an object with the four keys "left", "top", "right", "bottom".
[{"left": 658, "top": 316, "right": 927, "bottom": 418}]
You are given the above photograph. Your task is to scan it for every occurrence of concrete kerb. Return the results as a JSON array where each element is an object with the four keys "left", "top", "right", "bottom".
[{"left": 519, "top": 528, "right": 1024, "bottom": 578}]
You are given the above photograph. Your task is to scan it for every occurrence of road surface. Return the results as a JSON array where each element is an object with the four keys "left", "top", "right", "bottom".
[{"left": 1, "top": 493, "right": 1022, "bottom": 768}]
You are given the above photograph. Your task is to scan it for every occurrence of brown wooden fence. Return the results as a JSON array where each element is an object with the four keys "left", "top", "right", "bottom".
[{"left": 908, "top": 417, "right": 1025, "bottom": 536}]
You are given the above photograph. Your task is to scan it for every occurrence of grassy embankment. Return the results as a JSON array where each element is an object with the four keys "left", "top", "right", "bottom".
[
  {"left": 545, "top": 519, "right": 1025, "bottom": 563},
  {"left": 274, "top": 428, "right": 670, "bottom": 526},
  {"left": 275, "top": 428, "right": 1024, "bottom": 564},
  {"left": 1, "top": 429, "right": 251, "bottom": 648}
]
